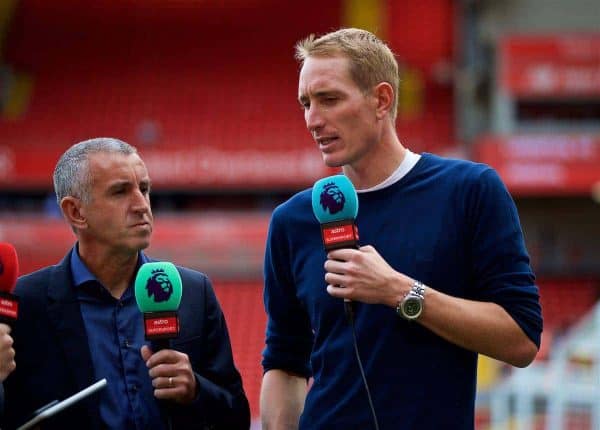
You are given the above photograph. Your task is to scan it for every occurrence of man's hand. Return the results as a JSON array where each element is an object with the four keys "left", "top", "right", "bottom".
[
  {"left": 141, "top": 345, "right": 197, "bottom": 404},
  {"left": 324, "top": 245, "right": 412, "bottom": 307},
  {"left": 0, "top": 323, "right": 16, "bottom": 382}
]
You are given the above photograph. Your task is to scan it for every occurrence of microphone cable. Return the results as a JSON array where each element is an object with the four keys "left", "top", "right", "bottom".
[{"left": 344, "top": 302, "right": 380, "bottom": 430}]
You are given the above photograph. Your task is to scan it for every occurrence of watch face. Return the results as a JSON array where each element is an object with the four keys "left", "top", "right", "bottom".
[{"left": 402, "top": 296, "right": 422, "bottom": 318}]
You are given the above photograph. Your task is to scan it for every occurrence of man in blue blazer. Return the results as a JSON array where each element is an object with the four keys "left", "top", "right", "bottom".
[{"left": 3, "top": 138, "right": 250, "bottom": 429}]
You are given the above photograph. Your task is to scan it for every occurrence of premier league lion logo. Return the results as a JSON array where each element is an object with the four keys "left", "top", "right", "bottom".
[
  {"left": 320, "top": 182, "right": 346, "bottom": 214},
  {"left": 146, "top": 268, "right": 173, "bottom": 302}
]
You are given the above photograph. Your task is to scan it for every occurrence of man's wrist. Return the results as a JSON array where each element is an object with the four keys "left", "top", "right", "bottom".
[{"left": 387, "top": 273, "right": 412, "bottom": 308}]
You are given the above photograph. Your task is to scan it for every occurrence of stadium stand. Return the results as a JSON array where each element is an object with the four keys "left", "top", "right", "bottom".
[{"left": 0, "top": 0, "right": 344, "bottom": 190}]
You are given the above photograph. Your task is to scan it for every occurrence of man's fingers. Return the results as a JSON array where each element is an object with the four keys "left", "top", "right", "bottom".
[
  {"left": 327, "top": 284, "right": 352, "bottom": 298},
  {"left": 144, "top": 348, "right": 181, "bottom": 368},
  {"left": 327, "top": 247, "right": 358, "bottom": 261}
]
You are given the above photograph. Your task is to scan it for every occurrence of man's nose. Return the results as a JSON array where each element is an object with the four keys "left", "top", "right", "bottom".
[
  {"left": 132, "top": 190, "right": 150, "bottom": 213},
  {"left": 305, "top": 105, "right": 325, "bottom": 133}
]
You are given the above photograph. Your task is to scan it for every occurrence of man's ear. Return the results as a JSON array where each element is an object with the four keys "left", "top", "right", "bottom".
[
  {"left": 60, "top": 197, "right": 87, "bottom": 230},
  {"left": 373, "top": 82, "right": 394, "bottom": 120}
]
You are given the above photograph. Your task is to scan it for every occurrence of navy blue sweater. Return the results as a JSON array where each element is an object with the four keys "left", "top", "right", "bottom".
[{"left": 262, "top": 153, "right": 542, "bottom": 430}]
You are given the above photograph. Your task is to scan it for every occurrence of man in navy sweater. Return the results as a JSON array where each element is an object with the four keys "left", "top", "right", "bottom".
[{"left": 260, "top": 28, "right": 542, "bottom": 430}]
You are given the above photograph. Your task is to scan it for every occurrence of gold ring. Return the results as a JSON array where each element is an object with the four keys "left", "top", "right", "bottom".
[{"left": 169, "top": 377, "right": 173, "bottom": 387}]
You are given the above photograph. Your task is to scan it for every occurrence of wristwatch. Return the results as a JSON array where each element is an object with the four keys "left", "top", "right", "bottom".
[{"left": 396, "top": 280, "right": 426, "bottom": 320}]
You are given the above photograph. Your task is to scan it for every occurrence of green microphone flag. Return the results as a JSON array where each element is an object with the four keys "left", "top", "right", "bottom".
[{"left": 134, "top": 262, "right": 182, "bottom": 342}]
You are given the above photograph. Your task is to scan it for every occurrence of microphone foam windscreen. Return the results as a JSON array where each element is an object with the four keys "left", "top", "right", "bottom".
[
  {"left": 312, "top": 175, "right": 359, "bottom": 223},
  {"left": 134, "top": 262, "right": 182, "bottom": 313},
  {"left": 0, "top": 243, "right": 19, "bottom": 293}
]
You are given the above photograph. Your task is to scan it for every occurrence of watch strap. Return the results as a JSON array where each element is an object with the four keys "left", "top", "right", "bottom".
[{"left": 411, "top": 280, "right": 425, "bottom": 298}]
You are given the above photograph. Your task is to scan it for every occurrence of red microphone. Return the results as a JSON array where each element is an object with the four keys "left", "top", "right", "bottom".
[{"left": 0, "top": 242, "right": 19, "bottom": 324}]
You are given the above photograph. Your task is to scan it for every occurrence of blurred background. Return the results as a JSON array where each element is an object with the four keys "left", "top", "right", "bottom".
[{"left": 0, "top": 0, "right": 598, "bottom": 428}]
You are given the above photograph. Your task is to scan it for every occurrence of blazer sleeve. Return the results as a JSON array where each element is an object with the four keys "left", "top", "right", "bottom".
[{"left": 172, "top": 273, "right": 250, "bottom": 430}]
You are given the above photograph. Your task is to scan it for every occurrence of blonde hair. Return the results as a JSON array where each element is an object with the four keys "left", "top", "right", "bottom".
[{"left": 295, "top": 28, "right": 399, "bottom": 120}]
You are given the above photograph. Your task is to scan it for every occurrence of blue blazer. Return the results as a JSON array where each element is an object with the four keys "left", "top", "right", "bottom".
[{"left": 3, "top": 249, "right": 250, "bottom": 430}]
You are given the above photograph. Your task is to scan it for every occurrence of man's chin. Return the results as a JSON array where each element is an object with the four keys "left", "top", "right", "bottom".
[
  {"left": 132, "top": 236, "right": 152, "bottom": 251},
  {"left": 139, "top": 240, "right": 151, "bottom": 250},
  {"left": 322, "top": 155, "right": 345, "bottom": 168}
]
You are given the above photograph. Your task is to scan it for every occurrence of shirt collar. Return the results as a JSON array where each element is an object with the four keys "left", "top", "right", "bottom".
[
  {"left": 70, "top": 243, "right": 150, "bottom": 288},
  {"left": 356, "top": 149, "right": 421, "bottom": 193}
]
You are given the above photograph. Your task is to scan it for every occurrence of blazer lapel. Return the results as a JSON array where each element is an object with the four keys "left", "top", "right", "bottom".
[{"left": 46, "top": 250, "right": 102, "bottom": 428}]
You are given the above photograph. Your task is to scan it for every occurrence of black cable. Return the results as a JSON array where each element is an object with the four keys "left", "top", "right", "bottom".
[{"left": 344, "top": 302, "right": 380, "bottom": 430}]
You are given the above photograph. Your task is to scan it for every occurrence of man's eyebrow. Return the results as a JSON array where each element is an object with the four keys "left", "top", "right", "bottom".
[
  {"left": 107, "top": 180, "right": 130, "bottom": 190},
  {"left": 106, "top": 178, "right": 149, "bottom": 189},
  {"left": 298, "top": 90, "right": 340, "bottom": 104}
]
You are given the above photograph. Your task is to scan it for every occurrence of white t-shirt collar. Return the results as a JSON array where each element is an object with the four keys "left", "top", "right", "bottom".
[{"left": 356, "top": 150, "right": 421, "bottom": 193}]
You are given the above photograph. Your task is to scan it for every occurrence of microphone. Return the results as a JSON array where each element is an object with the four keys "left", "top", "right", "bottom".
[
  {"left": 311, "top": 176, "right": 381, "bottom": 430},
  {"left": 311, "top": 174, "right": 359, "bottom": 251},
  {"left": 134, "top": 262, "right": 182, "bottom": 430},
  {"left": 311, "top": 175, "right": 360, "bottom": 314},
  {"left": 134, "top": 262, "right": 183, "bottom": 351},
  {"left": 0, "top": 242, "right": 19, "bottom": 325}
]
